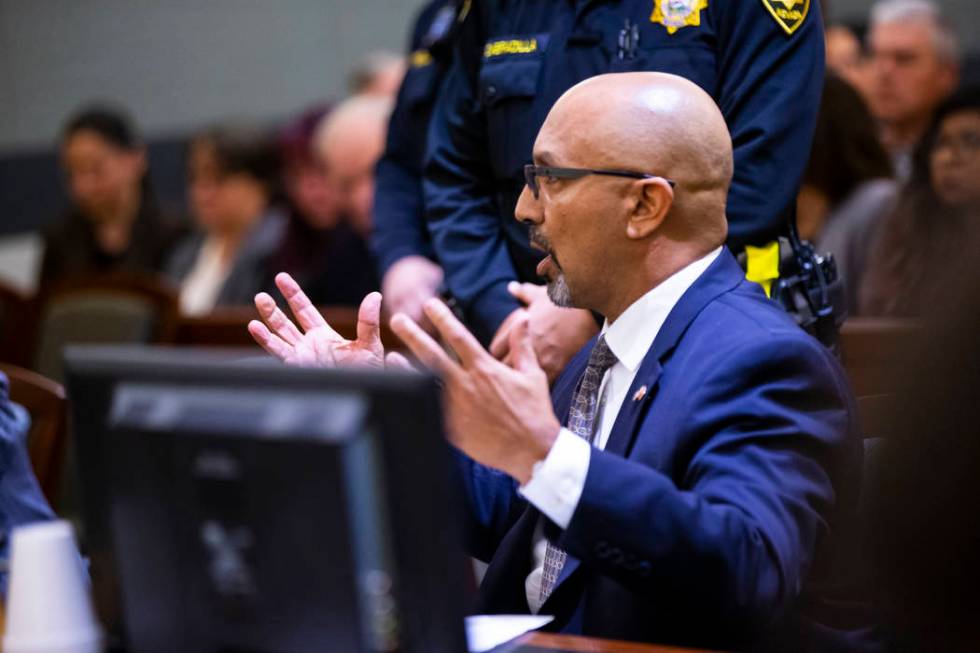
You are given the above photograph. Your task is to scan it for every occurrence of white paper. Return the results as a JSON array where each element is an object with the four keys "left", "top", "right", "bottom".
[{"left": 465, "top": 614, "right": 554, "bottom": 652}]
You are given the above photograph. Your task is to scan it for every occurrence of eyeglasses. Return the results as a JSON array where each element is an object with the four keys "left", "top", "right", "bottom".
[
  {"left": 933, "top": 131, "right": 980, "bottom": 158},
  {"left": 523, "top": 164, "right": 675, "bottom": 199}
]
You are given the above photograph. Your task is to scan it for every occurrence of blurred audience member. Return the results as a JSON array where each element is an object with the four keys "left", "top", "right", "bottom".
[
  {"left": 867, "top": 242, "right": 980, "bottom": 650},
  {"left": 166, "top": 124, "right": 286, "bottom": 315},
  {"left": 348, "top": 50, "right": 406, "bottom": 97},
  {"left": 826, "top": 24, "right": 871, "bottom": 100},
  {"left": 278, "top": 105, "right": 342, "bottom": 232},
  {"left": 861, "top": 88, "right": 980, "bottom": 317},
  {"left": 313, "top": 95, "right": 394, "bottom": 240},
  {"left": 867, "top": 0, "right": 960, "bottom": 180},
  {"left": 269, "top": 105, "right": 378, "bottom": 307},
  {"left": 40, "top": 105, "right": 185, "bottom": 286},
  {"left": 798, "top": 76, "right": 895, "bottom": 314}
]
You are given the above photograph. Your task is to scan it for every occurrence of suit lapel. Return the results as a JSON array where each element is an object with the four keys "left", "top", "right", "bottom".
[
  {"left": 542, "top": 250, "right": 747, "bottom": 605},
  {"left": 601, "top": 250, "right": 746, "bottom": 458}
]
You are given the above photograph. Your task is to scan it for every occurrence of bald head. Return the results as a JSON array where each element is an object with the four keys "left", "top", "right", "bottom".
[
  {"left": 314, "top": 94, "right": 393, "bottom": 234},
  {"left": 538, "top": 72, "right": 732, "bottom": 245},
  {"left": 517, "top": 73, "right": 733, "bottom": 320}
]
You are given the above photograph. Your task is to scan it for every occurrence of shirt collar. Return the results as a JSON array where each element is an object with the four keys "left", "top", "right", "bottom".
[{"left": 602, "top": 247, "right": 722, "bottom": 373}]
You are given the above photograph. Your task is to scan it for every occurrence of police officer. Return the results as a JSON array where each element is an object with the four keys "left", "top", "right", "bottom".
[
  {"left": 372, "top": 0, "right": 461, "bottom": 329},
  {"left": 424, "top": 0, "right": 826, "bottom": 362}
]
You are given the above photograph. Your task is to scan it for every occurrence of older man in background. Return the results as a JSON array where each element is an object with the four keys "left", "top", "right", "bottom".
[
  {"left": 313, "top": 94, "right": 393, "bottom": 241},
  {"left": 867, "top": 0, "right": 960, "bottom": 179}
]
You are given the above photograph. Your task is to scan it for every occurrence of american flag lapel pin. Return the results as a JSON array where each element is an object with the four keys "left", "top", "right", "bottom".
[{"left": 633, "top": 385, "right": 648, "bottom": 402}]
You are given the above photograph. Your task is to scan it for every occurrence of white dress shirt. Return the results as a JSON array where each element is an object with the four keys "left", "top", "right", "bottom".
[
  {"left": 520, "top": 247, "right": 722, "bottom": 613},
  {"left": 179, "top": 238, "right": 231, "bottom": 316}
]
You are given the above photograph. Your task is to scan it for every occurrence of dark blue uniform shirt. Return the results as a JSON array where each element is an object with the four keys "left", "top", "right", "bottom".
[
  {"left": 424, "top": 0, "right": 825, "bottom": 342},
  {"left": 372, "top": 0, "right": 458, "bottom": 278}
]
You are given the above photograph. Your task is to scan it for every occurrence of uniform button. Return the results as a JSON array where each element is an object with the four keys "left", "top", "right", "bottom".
[{"left": 486, "top": 85, "right": 497, "bottom": 97}]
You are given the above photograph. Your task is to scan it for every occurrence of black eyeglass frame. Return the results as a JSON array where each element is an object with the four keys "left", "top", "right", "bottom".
[{"left": 523, "top": 164, "right": 675, "bottom": 199}]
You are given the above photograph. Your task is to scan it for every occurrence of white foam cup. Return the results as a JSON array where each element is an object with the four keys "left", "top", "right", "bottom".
[{"left": 3, "top": 520, "right": 102, "bottom": 653}]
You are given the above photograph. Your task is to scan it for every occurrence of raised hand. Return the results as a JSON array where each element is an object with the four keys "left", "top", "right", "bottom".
[
  {"left": 248, "top": 272, "right": 387, "bottom": 369},
  {"left": 390, "top": 299, "right": 561, "bottom": 484}
]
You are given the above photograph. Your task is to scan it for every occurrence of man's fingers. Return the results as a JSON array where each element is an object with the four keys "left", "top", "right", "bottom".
[
  {"left": 248, "top": 320, "right": 294, "bottom": 362},
  {"left": 488, "top": 319, "right": 514, "bottom": 359},
  {"left": 255, "top": 292, "right": 303, "bottom": 345},
  {"left": 385, "top": 351, "right": 416, "bottom": 371},
  {"left": 508, "top": 311, "right": 541, "bottom": 373},
  {"left": 390, "top": 313, "right": 460, "bottom": 380},
  {"left": 275, "top": 272, "right": 329, "bottom": 333},
  {"left": 507, "top": 281, "right": 545, "bottom": 306},
  {"left": 422, "top": 298, "right": 487, "bottom": 368},
  {"left": 356, "top": 292, "right": 383, "bottom": 349}
]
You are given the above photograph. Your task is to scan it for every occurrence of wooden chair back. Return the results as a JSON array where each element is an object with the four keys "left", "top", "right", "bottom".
[
  {"left": 840, "top": 318, "right": 919, "bottom": 440},
  {"left": 839, "top": 318, "right": 918, "bottom": 398},
  {"left": 0, "top": 363, "right": 67, "bottom": 507},
  {"left": 33, "top": 273, "right": 179, "bottom": 381},
  {"left": 173, "top": 305, "right": 407, "bottom": 352},
  {"left": 0, "top": 280, "right": 38, "bottom": 368}
]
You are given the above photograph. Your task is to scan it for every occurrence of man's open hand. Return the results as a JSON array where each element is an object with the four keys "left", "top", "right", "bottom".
[
  {"left": 248, "top": 272, "right": 409, "bottom": 369},
  {"left": 390, "top": 299, "right": 561, "bottom": 484}
]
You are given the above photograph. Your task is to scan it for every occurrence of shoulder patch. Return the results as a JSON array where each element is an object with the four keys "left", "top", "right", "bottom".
[
  {"left": 650, "top": 0, "right": 709, "bottom": 35},
  {"left": 760, "top": 0, "right": 810, "bottom": 35}
]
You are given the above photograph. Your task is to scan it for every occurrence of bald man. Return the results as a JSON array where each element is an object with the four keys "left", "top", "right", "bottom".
[
  {"left": 314, "top": 95, "right": 393, "bottom": 239},
  {"left": 249, "top": 73, "right": 873, "bottom": 651}
]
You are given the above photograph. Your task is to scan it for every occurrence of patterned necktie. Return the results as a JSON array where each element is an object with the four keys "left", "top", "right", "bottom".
[{"left": 538, "top": 335, "right": 618, "bottom": 606}]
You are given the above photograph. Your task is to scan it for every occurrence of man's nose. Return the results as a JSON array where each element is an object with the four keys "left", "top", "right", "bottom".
[{"left": 514, "top": 184, "right": 541, "bottom": 225}]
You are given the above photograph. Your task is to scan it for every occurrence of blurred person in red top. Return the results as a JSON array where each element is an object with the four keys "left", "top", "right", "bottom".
[
  {"left": 267, "top": 104, "right": 379, "bottom": 307},
  {"left": 866, "top": 0, "right": 960, "bottom": 180}
]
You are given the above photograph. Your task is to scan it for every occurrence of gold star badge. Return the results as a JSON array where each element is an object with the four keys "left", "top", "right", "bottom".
[
  {"left": 650, "top": 0, "right": 710, "bottom": 35},
  {"left": 760, "top": 0, "right": 811, "bottom": 35}
]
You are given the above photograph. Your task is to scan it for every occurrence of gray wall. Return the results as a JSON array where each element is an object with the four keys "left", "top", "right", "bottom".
[
  {"left": 0, "top": 0, "right": 976, "bottom": 154},
  {"left": 827, "top": 0, "right": 979, "bottom": 47},
  {"left": 0, "top": 0, "right": 423, "bottom": 153}
]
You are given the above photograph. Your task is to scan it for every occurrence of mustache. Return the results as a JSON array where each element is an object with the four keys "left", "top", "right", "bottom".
[
  {"left": 528, "top": 226, "right": 551, "bottom": 253},
  {"left": 528, "top": 226, "right": 561, "bottom": 270}
]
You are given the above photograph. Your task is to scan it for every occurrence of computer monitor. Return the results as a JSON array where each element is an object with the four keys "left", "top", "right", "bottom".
[{"left": 64, "top": 345, "right": 468, "bottom": 653}]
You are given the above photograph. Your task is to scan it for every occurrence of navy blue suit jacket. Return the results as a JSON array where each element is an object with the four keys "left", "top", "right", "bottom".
[{"left": 455, "top": 250, "right": 876, "bottom": 651}]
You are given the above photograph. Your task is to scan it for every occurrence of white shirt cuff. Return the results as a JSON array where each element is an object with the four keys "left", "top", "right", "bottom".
[{"left": 518, "top": 427, "right": 591, "bottom": 529}]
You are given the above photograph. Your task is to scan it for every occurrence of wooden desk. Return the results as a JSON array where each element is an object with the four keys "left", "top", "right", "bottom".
[{"left": 503, "top": 632, "right": 722, "bottom": 653}]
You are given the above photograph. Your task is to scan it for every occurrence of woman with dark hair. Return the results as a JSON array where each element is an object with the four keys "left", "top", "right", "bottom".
[
  {"left": 861, "top": 87, "right": 980, "bottom": 317},
  {"left": 165, "top": 124, "right": 287, "bottom": 315},
  {"left": 40, "top": 105, "right": 185, "bottom": 285},
  {"left": 797, "top": 75, "right": 896, "bottom": 314}
]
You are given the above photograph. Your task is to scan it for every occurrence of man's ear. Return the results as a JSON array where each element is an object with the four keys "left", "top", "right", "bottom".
[{"left": 626, "top": 178, "right": 673, "bottom": 240}]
